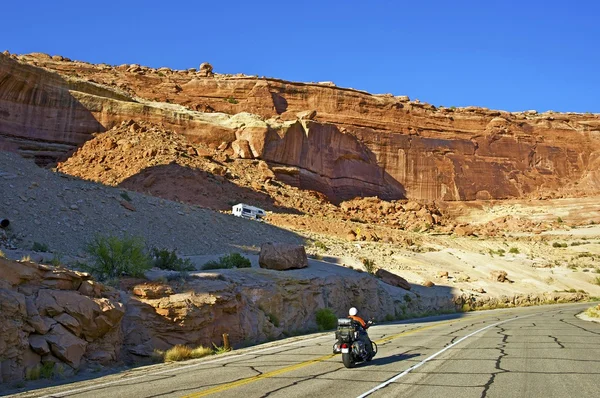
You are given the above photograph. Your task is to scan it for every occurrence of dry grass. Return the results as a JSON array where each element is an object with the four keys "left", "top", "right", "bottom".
[
  {"left": 159, "top": 344, "right": 214, "bottom": 362},
  {"left": 584, "top": 304, "right": 600, "bottom": 318}
]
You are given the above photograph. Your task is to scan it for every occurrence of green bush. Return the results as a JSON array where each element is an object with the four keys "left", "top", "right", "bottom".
[
  {"left": 362, "top": 258, "right": 377, "bottom": 274},
  {"left": 315, "top": 308, "right": 338, "bottom": 331},
  {"left": 84, "top": 235, "right": 151, "bottom": 280},
  {"left": 314, "top": 241, "right": 328, "bottom": 251},
  {"left": 552, "top": 242, "right": 568, "bottom": 248},
  {"left": 151, "top": 248, "right": 195, "bottom": 271},
  {"left": 509, "top": 247, "right": 520, "bottom": 254},
  {"left": 32, "top": 242, "right": 49, "bottom": 252},
  {"left": 202, "top": 253, "right": 251, "bottom": 270},
  {"left": 120, "top": 191, "right": 132, "bottom": 202}
]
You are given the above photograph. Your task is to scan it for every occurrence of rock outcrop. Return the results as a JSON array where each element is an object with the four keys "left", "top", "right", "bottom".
[
  {"left": 2, "top": 52, "right": 600, "bottom": 202},
  {"left": 0, "top": 258, "right": 124, "bottom": 383}
]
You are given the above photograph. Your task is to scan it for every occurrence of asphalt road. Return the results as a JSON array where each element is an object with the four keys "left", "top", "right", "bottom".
[{"left": 9, "top": 303, "right": 600, "bottom": 398}]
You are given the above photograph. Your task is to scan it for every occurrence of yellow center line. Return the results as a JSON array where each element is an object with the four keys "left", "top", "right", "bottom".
[
  {"left": 182, "top": 314, "right": 494, "bottom": 397},
  {"left": 181, "top": 353, "right": 336, "bottom": 397}
]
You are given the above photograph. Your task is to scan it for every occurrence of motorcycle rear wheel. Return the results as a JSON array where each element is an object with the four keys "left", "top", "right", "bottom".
[{"left": 342, "top": 352, "right": 355, "bottom": 368}]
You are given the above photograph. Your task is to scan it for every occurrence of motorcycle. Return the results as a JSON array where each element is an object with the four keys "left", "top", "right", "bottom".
[{"left": 333, "top": 317, "right": 377, "bottom": 368}]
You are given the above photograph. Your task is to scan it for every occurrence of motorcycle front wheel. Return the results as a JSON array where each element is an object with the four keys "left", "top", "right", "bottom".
[
  {"left": 366, "top": 341, "right": 378, "bottom": 361},
  {"left": 342, "top": 352, "right": 355, "bottom": 368}
]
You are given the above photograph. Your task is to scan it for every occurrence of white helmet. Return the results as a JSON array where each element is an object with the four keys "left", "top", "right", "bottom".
[{"left": 349, "top": 307, "right": 358, "bottom": 316}]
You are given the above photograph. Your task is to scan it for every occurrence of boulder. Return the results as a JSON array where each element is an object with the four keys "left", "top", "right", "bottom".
[
  {"left": 454, "top": 225, "right": 475, "bottom": 236},
  {"left": 29, "top": 334, "right": 50, "bottom": 355},
  {"left": 198, "top": 62, "right": 214, "bottom": 77},
  {"left": 491, "top": 271, "right": 508, "bottom": 282},
  {"left": 54, "top": 313, "right": 82, "bottom": 337},
  {"left": 375, "top": 269, "right": 411, "bottom": 291},
  {"left": 231, "top": 139, "right": 254, "bottom": 159},
  {"left": 259, "top": 243, "right": 308, "bottom": 270},
  {"left": 44, "top": 324, "right": 87, "bottom": 367}
]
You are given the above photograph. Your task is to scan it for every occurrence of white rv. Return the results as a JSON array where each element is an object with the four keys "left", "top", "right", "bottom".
[{"left": 232, "top": 203, "right": 266, "bottom": 220}]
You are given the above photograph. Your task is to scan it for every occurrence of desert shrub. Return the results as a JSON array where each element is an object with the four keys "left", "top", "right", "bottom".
[
  {"left": 32, "top": 242, "right": 49, "bottom": 252},
  {"left": 557, "top": 217, "right": 563, "bottom": 223},
  {"left": 84, "top": 234, "right": 151, "bottom": 280},
  {"left": 552, "top": 242, "right": 568, "bottom": 248},
  {"left": 202, "top": 253, "right": 251, "bottom": 270},
  {"left": 314, "top": 241, "right": 328, "bottom": 251},
  {"left": 0, "top": 249, "right": 5, "bottom": 258},
  {"left": 50, "top": 254, "right": 63, "bottom": 267},
  {"left": 509, "top": 247, "right": 520, "bottom": 254},
  {"left": 224, "top": 96, "right": 239, "bottom": 104},
  {"left": 162, "top": 345, "right": 213, "bottom": 362},
  {"left": 151, "top": 248, "right": 195, "bottom": 271},
  {"left": 120, "top": 191, "right": 132, "bottom": 202},
  {"left": 212, "top": 343, "right": 231, "bottom": 354},
  {"left": 489, "top": 249, "right": 505, "bottom": 257},
  {"left": 315, "top": 308, "right": 337, "bottom": 331},
  {"left": 594, "top": 276, "right": 600, "bottom": 286},
  {"left": 25, "top": 365, "right": 41, "bottom": 381},
  {"left": 584, "top": 305, "right": 600, "bottom": 318},
  {"left": 384, "top": 313, "right": 395, "bottom": 322},
  {"left": 362, "top": 258, "right": 377, "bottom": 274},
  {"left": 39, "top": 362, "right": 55, "bottom": 379}
]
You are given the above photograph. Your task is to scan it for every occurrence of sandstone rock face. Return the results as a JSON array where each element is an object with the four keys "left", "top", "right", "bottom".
[
  {"left": 2, "top": 52, "right": 599, "bottom": 201},
  {"left": 259, "top": 243, "right": 309, "bottom": 270},
  {"left": 120, "top": 266, "right": 436, "bottom": 359},
  {"left": 0, "top": 258, "right": 124, "bottom": 382}
]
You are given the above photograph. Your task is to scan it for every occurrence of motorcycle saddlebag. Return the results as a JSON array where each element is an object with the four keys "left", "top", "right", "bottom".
[{"left": 336, "top": 318, "right": 354, "bottom": 341}]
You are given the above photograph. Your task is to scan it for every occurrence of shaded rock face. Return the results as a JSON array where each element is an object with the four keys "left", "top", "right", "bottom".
[
  {"left": 0, "top": 258, "right": 124, "bottom": 382},
  {"left": 120, "top": 268, "right": 434, "bottom": 360},
  {"left": 2, "top": 52, "right": 600, "bottom": 201},
  {"left": 259, "top": 243, "right": 308, "bottom": 270}
]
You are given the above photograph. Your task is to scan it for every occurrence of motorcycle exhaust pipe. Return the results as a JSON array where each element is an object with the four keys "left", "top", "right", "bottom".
[{"left": 0, "top": 219, "right": 9, "bottom": 229}]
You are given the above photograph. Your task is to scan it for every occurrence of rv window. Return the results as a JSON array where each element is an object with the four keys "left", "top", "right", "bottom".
[{"left": 242, "top": 209, "right": 251, "bottom": 213}]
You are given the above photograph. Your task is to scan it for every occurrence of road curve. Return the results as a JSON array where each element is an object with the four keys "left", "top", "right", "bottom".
[{"left": 9, "top": 303, "right": 600, "bottom": 398}]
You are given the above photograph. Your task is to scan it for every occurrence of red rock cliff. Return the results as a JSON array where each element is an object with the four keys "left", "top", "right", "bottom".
[{"left": 1, "top": 52, "right": 599, "bottom": 201}]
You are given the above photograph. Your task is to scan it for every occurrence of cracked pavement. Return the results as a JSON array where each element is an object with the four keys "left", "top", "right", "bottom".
[{"left": 7, "top": 303, "right": 599, "bottom": 398}]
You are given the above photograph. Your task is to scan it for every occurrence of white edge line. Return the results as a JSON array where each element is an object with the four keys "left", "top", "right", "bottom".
[
  {"left": 356, "top": 314, "right": 536, "bottom": 398},
  {"left": 38, "top": 335, "right": 327, "bottom": 398}
]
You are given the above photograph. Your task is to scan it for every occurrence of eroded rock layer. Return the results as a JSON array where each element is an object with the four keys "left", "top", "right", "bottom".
[{"left": 1, "top": 51, "right": 599, "bottom": 201}]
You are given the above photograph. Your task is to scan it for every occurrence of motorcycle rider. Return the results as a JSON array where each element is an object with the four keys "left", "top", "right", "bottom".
[{"left": 348, "top": 307, "right": 374, "bottom": 358}]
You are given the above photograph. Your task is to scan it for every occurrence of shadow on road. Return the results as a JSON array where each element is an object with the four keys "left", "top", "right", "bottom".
[{"left": 359, "top": 352, "right": 421, "bottom": 367}]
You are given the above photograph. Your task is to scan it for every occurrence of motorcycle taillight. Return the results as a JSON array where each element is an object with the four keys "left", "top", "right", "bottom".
[{"left": 341, "top": 343, "right": 348, "bottom": 349}]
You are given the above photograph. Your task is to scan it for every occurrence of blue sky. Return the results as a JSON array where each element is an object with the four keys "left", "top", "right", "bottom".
[{"left": 3, "top": 1, "right": 599, "bottom": 113}]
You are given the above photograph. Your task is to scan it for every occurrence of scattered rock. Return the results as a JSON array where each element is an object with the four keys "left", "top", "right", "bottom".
[
  {"left": 490, "top": 270, "right": 508, "bottom": 283},
  {"left": 375, "top": 269, "right": 411, "bottom": 290}
]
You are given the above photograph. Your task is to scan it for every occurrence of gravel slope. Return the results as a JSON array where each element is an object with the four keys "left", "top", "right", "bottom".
[{"left": 0, "top": 152, "right": 304, "bottom": 261}]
